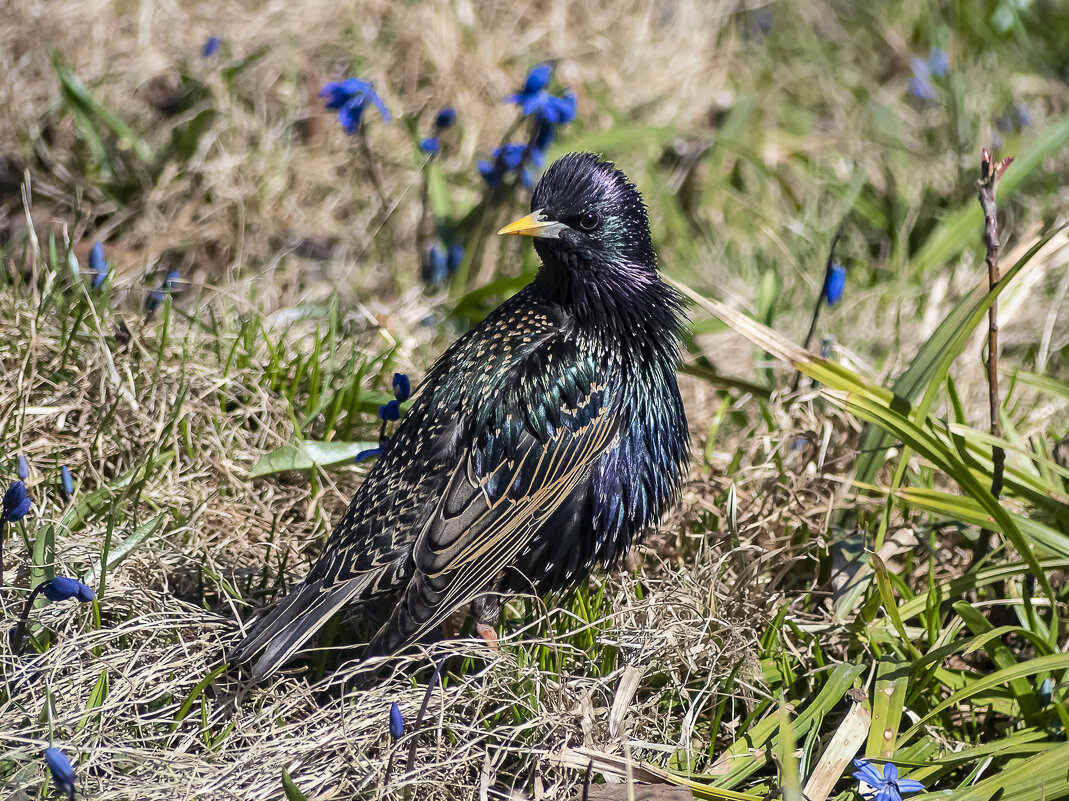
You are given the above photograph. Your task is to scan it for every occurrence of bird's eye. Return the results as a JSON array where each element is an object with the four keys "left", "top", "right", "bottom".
[{"left": 578, "top": 212, "right": 600, "bottom": 232}]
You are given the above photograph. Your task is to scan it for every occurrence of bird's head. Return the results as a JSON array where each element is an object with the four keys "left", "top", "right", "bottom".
[{"left": 498, "top": 153, "right": 658, "bottom": 309}]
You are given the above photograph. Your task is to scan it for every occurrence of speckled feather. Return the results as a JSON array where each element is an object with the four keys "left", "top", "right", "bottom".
[{"left": 231, "top": 153, "right": 689, "bottom": 678}]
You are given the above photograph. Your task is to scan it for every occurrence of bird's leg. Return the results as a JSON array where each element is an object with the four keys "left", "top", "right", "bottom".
[{"left": 472, "top": 594, "right": 501, "bottom": 652}]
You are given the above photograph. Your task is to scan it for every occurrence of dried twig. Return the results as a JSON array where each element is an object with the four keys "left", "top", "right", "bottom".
[{"left": 973, "top": 148, "right": 1013, "bottom": 563}]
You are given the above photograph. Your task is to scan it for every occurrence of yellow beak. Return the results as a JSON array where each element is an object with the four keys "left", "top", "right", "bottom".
[{"left": 496, "top": 209, "right": 566, "bottom": 239}]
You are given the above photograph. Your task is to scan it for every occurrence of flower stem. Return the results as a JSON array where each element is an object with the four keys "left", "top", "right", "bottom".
[
  {"left": 10, "top": 581, "right": 48, "bottom": 654},
  {"left": 792, "top": 226, "right": 842, "bottom": 393}
]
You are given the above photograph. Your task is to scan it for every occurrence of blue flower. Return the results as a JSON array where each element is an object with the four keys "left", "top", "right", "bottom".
[
  {"left": 88, "top": 242, "right": 108, "bottom": 289},
  {"left": 908, "top": 57, "right": 937, "bottom": 102},
  {"left": 2, "top": 481, "right": 31, "bottom": 522},
  {"left": 852, "top": 759, "right": 924, "bottom": 801},
  {"left": 420, "top": 136, "right": 441, "bottom": 156},
  {"left": 446, "top": 244, "right": 464, "bottom": 275},
  {"left": 202, "top": 35, "right": 222, "bottom": 58},
  {"left": 506, "top": 63, "right": 577, "bottom": 125},
  {"left": 478, "top": 143, "right": 528, "bottom": 188},
  {"left": 389, "top": 701, "right": 404, "bottom": 740},
  {"left": 434, "top": 107, "right": 457, "bottom": 129},
  {"left": 378, "top": 400, "right": 401, "bottom": 422},
  {"left": 146, "top": 270, "right": 181, "bottom": 312},
  {"left": 822, "top": 261, "right": 846, "bottom": 306},
  {"left": 42, "top": 576, "right": 96, "bottom": 603},
  {"left": 60, "top": 465, "right": 74, "bottom": 501},
  {"left": 529, "top": 121, "right": 556, "bottom": 166},
  {"left": 17, "top": 453, "right": 29, "bottom": 481},
  {"left": 1038, "top": 677, "right": 1053, "bottom": 706},
  {"left": 512, "top": 89, "right": 576, "bottom": 125},
  {"left": 355, "top": 442, "right": 385, "bottom": 463},
  {"left": 422, "top": 245, "right": 449, "bottom": 285},
  {"left": 392, "top": 373, "right": 411, "bottom": 403},
  {"left": 320, "top": 78, "right": 390, "bottom": 135},
  {"left": 928, "top": 47, "right": 948, "bottom": 78},
  {"left": 514, "top": 63, "right": 553, "bottom": 98},
  {"left": 44, "top": 747, "right": 76, "bottom": 801}
]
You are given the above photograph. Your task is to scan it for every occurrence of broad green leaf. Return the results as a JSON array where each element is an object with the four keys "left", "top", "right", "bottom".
[
  {"left": 867, "top": 657, "right": 909, "bottom": 758},
  {"left": 248, "top": 440, "right": 381, "bottom": 478}
]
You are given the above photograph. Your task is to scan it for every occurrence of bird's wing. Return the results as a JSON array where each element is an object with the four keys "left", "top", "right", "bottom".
[
  {"left": 368, "top": 356, "right": 620, "bottom": 655},
  {"left": 229, "top": 401, "right": 461, "bottom": 678}
]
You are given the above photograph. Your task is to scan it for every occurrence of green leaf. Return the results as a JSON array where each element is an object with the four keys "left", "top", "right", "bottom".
[
  {"left": 80, "top": 512, "right": 169, "bottom": 586},
  {"left": 852, "top": 223, "right": 1065, "bottom": 493},
  {"left": 51, "top": 51, "right": 155, "bottom": 165},
  {"left": 671, "top": 279, "right": 1058, "bottom": 609},
  {"left": 901, "top": 652, "right": 1069, "bottom": 744},
  {"left": 867, "top": 657, "right": 909, "bottom": 758},
  {"left": 426, "top": 159, "right": 451, "bottom": 219},
  {"left": 282, "top": 770, "right": 310, "bottom": 801},
  {"left": 248, "top": 440, "right": 382, "bottom": 478}
]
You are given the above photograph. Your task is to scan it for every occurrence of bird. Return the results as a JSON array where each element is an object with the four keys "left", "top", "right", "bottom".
[{"left": 230, "top": 152, "right": 689, "bottom": 679}]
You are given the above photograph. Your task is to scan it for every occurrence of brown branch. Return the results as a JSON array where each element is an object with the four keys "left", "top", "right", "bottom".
[{"left": 973, "top": 148, "right": 1013, "bottom": 563}]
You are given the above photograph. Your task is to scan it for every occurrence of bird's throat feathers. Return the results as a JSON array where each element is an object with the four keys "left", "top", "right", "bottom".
[{"left": 533, "top": 253, "right": 685, "bottom": 361}]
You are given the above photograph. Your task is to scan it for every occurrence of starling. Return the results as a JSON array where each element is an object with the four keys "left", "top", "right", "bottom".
[{"left": 231, "top": 152, "right": 689, "bottom": 679}]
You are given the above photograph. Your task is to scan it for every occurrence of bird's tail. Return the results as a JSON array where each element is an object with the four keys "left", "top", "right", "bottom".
[{"left": 229, "top": 578, "right": 368, "bottom": 680}]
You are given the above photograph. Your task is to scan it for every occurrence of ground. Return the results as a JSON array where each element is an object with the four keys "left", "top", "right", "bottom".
[{"left": 2, "top": 1, "right": 1069, "bottom": 800}]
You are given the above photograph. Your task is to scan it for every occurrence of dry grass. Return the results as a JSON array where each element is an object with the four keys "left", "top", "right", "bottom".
[{"left": 3, "top": 0, "right": 1069, "bottom": 799}]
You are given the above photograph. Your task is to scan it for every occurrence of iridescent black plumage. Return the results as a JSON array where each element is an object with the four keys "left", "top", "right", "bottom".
[{"left": 231, "top": 152, "right": 688, "bottom": 679}]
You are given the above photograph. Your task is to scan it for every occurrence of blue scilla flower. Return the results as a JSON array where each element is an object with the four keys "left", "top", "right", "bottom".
[
  {"left": 42, "top": 576, "right": 96, "bottom": 603},
  {"left": 422, "top": 245, "right": 449, "bottom": 285},
  {"left": 852, "top": 759, "right": 924, "bottom": 801},
  {"left": 17, "top": 453, "right": 30, "bottom": 481},
  {"left": 446, "top": 244, "right": 464, "bottom": 276},
  {"left": 510, "top": 63, "right": 553, "bottom": 100},
  {"left": 378, "top": 400, "right": 401, "bottom": 422},
  {"left": 529, "top": 121, "right": 556, "bottom": 166},
  {"left": 44, "top": 747, "right": 76, "bottom": 801},
  {"left": 88, "top": 242, "right": 108, "bottom": 289},
  {"left": 506, "top": 63, "right": 576, "bottom": 125},
  {"left": 355, "top": 439, "right": 386, "bottom": 463},
  {"left": 2, "top": 481, "right": 32, "bottom": 522},
  {"left": 909, "top": 56, "right": 938, "bottom": 102},
  {"left": 822, "top": 261, "right": 846, "bottom": 306},
  {"left": 146, "top": 270, "right": 181, "bottom": 312},
  {"left": 60, "top": 465, "right": 74, "bottom": 502},
  {"left": 511, "top": 88, "right": 576, "bottom": 126},
  {"left": 392, "top": 373, "right": 411, "bottom": 403},
  {"left": 478, "top": 143, "right": 527, "bottom": 188},
  {"left": 420, "top": 137, "right": 441, "bottom": 156},
  {"left": 202, "top": 35, "right": 222, "bottom": 58},
  {"left": 434, "top": 107, "right": 457, "bottom": 129},
  {"left": 389, "top": 701, "right": 404, "bottom": 740},
  {"left": 321, "top": 78, "right": 390, "bottom": 135},
  {"left": 928, "top": 47, "right": 948, "bottom": 77}
]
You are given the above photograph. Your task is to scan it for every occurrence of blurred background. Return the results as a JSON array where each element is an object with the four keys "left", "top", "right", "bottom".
[{"left": 3, "top": 1, "right": 1069, "bottom": 799}]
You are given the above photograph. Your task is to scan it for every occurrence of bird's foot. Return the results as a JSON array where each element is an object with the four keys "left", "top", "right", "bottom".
[{"left": 474, "top": 622, "right": 500, "bottom": 652}]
